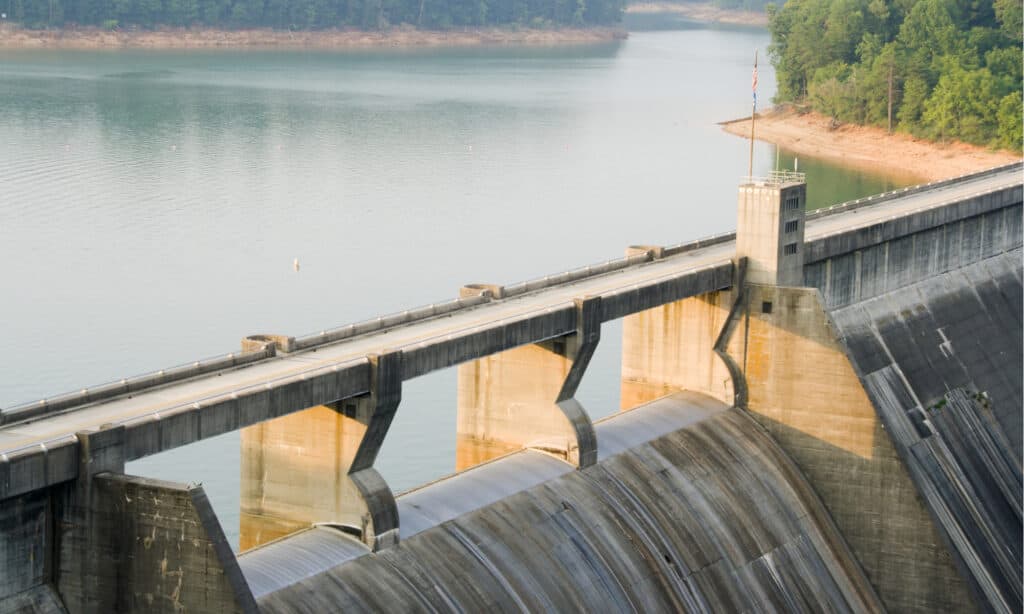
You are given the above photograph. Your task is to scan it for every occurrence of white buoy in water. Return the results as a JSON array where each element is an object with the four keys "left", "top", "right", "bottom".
[{"left": 293, "top": 258, "right": 300, "bottom": 272}]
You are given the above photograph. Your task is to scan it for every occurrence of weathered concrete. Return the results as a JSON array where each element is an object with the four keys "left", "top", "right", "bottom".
[
  {"left": 830, "top": 249, "right": 1023, "bottom": 613},
  {"left": 730, "top": 284, "right": 975, "bottom": 612},
  {"left": 241, "top": 352, "right": 401, "bottom": 552},
  {"left": 620, "top": 290, "right": 737, "bottom": 408},
  {"left": 23, "top": 466, "right": 256, "bottom": 614},
  {"left": 457, "top": 297, "right": 600, "bottom": 469},
  {"left": 250, "top": 399, "right": 882, "bottom": 613},
  {"left": 0, "top": 489, "right": 53, "bottom": 611},
  {"left": 56, "top": 425, "right": 126, "bottom": 614},
  {"left": 92, "top": 474, "right": 255, "bottom": 613},
  {"left": 0, "top": 586, "right": 66, "bottom": 614},
  {"left": 736, "top": 177, "right": 806, "bottom": 286},
  {"left": 807, "top": 200, "right": 1023, "bottom": 308}
]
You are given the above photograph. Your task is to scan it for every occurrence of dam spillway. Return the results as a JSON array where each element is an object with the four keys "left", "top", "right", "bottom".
[
  {"left": 243, "top": 393, "right": 882, "bottom": 612},
  {"left": 0, "top": 164, "right": 1020, "bottom": 613}
]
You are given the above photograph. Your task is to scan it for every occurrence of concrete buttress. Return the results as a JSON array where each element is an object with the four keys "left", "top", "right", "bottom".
[
  {"left": 240, "top": 350, "right": 401, "bottom": 552},
  {"left": 456, "top": 296, "right": 600, "bottom": 470},
  {"left": 620, "top": 288, "right": 738, "bottom": 408},
  {"left": 53, "top": 425, "right": 256, "bottom": 613}
]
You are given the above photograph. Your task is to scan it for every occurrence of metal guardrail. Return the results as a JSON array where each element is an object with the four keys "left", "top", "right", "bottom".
[
  {"left": 291, "top": 295, "right": 491, "bottom": 352},
  {"left": 807, "top": 161, "right": 1022, "bottom": 220},
  {"left": 0, "top": 347, "right": 275, "bottom": 426},
  {"left": 741, "top": 170, "right": 807, "bottom": 186},
  {"left": 502, "top": 252, "right": 653, "bottom": 298},
  {"left": 662, "top": 230, "right": 736, "bottom": 257},
  {"left": 808, "top": 183, "right": 1023, "bottom": 244}
]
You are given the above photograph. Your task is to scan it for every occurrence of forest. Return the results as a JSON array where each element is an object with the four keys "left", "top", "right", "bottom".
[
  {"left": 768, "top": 0, "right": 1022, "bottom": 149},
  {"left": 4, "top": 0, "right": 624, "bottom": 31}
]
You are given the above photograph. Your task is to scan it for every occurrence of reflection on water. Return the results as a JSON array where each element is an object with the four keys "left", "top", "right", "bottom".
[
  {"left": 774, "top": 150, "right": 918, "bottom": 209},
  {"left": 0, "top": 29, "right": 911, "bottom": 548}
]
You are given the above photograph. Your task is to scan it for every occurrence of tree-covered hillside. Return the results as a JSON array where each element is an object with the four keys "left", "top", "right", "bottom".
[
  {"left": 6, "top": 0, "right": 624, "bottom": 30},
  {"left": 769, "top": 0, "right": 1022, "bottom": 149}
]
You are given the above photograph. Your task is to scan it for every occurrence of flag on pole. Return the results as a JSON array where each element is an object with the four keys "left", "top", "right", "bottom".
[{"left": 752, "top": 55, "right": 758, "bottom": 109}]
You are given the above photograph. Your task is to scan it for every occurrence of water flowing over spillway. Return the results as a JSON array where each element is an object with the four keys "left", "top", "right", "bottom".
[{"left": 241, "top": 395, "right": 882, "bottom": 612}]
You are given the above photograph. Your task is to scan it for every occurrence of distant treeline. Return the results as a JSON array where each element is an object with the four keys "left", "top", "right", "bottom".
[
  {"left": 6, "top": 0, "right": 624, "bottom": 30},
  {"left": 769, "top": 0, "right": 1022, "bottom": 149}
]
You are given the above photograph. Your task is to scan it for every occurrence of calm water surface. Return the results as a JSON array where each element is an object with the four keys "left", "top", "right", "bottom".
[{"left": 0, "top": 24, "right": 908, "bottom": 547}]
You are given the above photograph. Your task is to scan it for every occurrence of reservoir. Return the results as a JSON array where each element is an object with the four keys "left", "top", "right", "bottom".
[{"left": 0, "top": 21, "right": 908, "bottom": 548}]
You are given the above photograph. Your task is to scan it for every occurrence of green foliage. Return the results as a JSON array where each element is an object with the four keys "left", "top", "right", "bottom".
[
  {"left": 13, "top": 0, "right": 622, "bottom": 29},
  {"left": 770, "top": 0, "right": 1023, "bottom": 149},
  {"left": 996, "top": 93, "right": 1022, "bottom": 149}
]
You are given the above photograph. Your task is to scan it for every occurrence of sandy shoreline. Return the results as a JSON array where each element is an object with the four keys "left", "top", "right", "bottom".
[
  {"left": 0, "top": 24, "right": 627, "bottom": 49},
  {"left": 626, "top": 2, "right": 766, "bottom": 27},
  {"left": 721, "top": 108, "right": 1022, "bottom": 182}
]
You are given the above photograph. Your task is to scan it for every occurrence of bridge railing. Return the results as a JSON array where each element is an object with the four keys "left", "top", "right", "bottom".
[
  {"left": 806, "top": 161, "right": 1023, "bottom": 220},
  {"left": 501, "top": 252, "right": 653, "bottom": 298},
  {"left": 661, "top": 230, "right": 736, "bottom": 257},
  {"left": 0, "top": 346, "right": 275, "bottom": 426},
  {"left": 741, "top": 170, "right": 807, "bottom": 186},
  {"left": 290, "top": 294, "right": 492, "bottom": 352}
]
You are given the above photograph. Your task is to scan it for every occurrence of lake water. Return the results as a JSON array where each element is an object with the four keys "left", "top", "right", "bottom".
[{"left": 0, "top": 20, "right": 908, "bottom": 548}]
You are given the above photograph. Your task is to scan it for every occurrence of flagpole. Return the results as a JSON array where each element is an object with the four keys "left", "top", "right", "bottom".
[{"left": 747, "top": 49, "right": 758, "bottom": 179}]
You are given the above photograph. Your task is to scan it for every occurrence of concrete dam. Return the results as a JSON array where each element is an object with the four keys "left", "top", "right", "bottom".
[{"left": 0, "top": 163, "right": 1021, "bottom": 613}]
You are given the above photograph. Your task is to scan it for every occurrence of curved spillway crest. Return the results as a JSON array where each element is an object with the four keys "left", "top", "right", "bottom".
[{"left": 246, "top": 397, "right": 882, "bottom": 613}]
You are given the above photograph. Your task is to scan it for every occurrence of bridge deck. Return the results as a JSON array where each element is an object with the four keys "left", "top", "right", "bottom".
[{"left": 0, "top": 164, "right": 1019, "bottom": 497}]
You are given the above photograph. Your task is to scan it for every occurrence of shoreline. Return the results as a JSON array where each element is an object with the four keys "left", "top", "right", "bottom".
[
  {"left": 0, "top": 24, "right": 627, "bottom": 49},
  {"left": 625, "top": 2, "right": 767, "bottom": 27},
  {"left": 721, "top": 108, "right": 1022, "bottom": 182}
]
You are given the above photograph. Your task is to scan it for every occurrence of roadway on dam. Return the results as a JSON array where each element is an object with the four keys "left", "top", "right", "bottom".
[{"left": 0, "top": 165, "right": 1019, "bottom": 464}]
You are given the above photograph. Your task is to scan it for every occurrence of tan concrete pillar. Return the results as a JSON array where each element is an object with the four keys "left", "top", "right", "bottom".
[
  {"left": 456, "top": 297, "right": 599, "bottom": 470},
  {"left": 240, "top": 351, "right": 400, "bottom": 552},
  {"left": 619, "top": 288, "right": 738, "bottom": 410},
  {"left": 726, "top": 285, "right": 973, "bottom": 612}
]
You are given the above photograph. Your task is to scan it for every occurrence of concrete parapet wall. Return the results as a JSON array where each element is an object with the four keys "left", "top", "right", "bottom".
[
  {"left": 805, "top": 185, "right": 1022, "bottom": 265},
  {"left": 119, "top": 358, "right": 372, "bottom": 462},
  {"left": 599, "top": 261, "right": 733, "bottom": 322},
  {"left": 807, "top": 200, "right": 1022, "bottom": 308}
]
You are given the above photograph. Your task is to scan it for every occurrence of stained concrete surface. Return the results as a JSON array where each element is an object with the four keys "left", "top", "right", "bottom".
[
  {"left": 831, "top": 249, "right": 1023, "bottom": 613},
  {"left": 248, "top": 398, "right": 882, "bottom": 613}
]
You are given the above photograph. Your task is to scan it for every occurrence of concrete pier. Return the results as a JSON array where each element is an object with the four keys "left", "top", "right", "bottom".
[
  {"left": 620, "top": 290, "right": 736, "bottom": 409},
  {"left": 456, "top": 297, "right": 599, "bottom": 469},
  {"left": 240, "top": 352, "right": 400, "bottom": 552}
]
